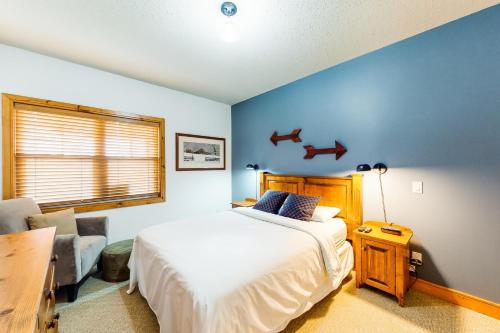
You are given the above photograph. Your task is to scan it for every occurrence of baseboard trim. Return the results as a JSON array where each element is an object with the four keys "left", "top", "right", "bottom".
[{"left": 412, "top": 279, "right": 500, "bottom": 320}]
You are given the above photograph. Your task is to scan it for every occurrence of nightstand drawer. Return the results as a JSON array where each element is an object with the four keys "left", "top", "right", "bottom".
[{"left": 361, "top": 239, "right": 396, "bottom": 294}]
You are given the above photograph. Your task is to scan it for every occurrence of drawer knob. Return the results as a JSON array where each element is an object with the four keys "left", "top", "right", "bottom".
[
  {"left": 46, "top": 313, "right": 60, "bottom": 329},
  {"left": 44, "top": 288, "right": 56, "bottom": 300},
  {"left": 51, "top": 254, "right": 59, "bottom": 262}
]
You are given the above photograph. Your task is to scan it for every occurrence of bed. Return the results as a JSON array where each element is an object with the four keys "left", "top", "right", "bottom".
[{"left": 128, "top": 173, "right": 363, "bottom": 333}]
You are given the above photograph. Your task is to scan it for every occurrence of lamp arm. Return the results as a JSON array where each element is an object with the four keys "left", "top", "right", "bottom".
[
  {"left": 255, "top": 170, "right": 258, "bottom": 199},
  {"left": 379, "top": 173, "right": 389, "bottom": 225}
]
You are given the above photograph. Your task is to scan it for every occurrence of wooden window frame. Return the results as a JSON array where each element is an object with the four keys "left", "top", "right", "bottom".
[{"left": 2, "top": 93, "right": 166, "bottom": 213}]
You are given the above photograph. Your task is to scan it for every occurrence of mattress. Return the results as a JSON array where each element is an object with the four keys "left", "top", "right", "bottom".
[{"left": 128, "top": 208, "right": 353, "bottom": 333}]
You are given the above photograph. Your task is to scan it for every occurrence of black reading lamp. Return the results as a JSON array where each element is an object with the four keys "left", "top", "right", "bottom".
[
  {"left": 246, "top": 164, "right": 259, "bottom": 199},
  {"left": 356, "top": 163, "right": 402, "bottom": 236}
]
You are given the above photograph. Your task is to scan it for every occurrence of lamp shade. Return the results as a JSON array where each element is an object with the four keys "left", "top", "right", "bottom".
[
  {"left": 373, "top": 163, "right": 388, "bottom": 174},
  {"left": 356, "top": 164, "right": 371, "bottom": 172},
  {"left": 246, "top": 164, "right": 259, "bottom": 170}
]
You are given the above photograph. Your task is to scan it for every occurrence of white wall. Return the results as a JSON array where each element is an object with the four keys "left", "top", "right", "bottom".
[{"left": 0, "top": 44, "right": 231, "bottom": 242}]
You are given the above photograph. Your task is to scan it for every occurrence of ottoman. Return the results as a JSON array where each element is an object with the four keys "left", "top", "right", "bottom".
[{"left": 101, "top": 239, "right": 133, "bottom": 282}]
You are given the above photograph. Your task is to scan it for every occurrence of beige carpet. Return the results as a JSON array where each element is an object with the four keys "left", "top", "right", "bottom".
[{"left": 56, "top": 273, "right": 500, "bottom": 333}]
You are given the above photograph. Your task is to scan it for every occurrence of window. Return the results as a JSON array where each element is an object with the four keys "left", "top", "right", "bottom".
[{"left": 2, "top": 94, "right": 165, "bottom": 212}]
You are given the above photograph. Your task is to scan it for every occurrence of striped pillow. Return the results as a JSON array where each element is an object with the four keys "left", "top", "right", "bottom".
[
  {"left": 253, "top": 190, "right": 289, "bottom": 214},
  {"left": 278, "top": 194, "right": 320, "bottom": 221}
]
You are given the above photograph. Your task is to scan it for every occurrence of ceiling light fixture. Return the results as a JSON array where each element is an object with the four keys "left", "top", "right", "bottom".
[
  {"left": 221, "top": 2, "right": 237, "bottom": 17},
  {"left": 220, "top": 2, "right": 239, "bottom": 43}
]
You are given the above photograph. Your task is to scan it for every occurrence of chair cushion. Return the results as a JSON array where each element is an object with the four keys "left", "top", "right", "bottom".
[
  {"left": 80, "top": 235, "right": 107, "bottom": 276},
  {"left": 27, "top": 208, "right": 78, "bottom": 235},
  {"left": 278, "top": 194, "right": 320, "bottom": 221},
  {"left": 0, "top": 198, "right": 41, "bottom": 235},
  {"left": 252, "top": 190, "right": 289, "bottom": 214}
]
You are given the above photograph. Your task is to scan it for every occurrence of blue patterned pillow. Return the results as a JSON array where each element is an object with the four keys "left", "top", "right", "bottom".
[
  {"left": 278, "top": 194, "right": 320, "bottom": 221},
  {"left": 253, "top": 190, "right": 289, "bottom": 214}
]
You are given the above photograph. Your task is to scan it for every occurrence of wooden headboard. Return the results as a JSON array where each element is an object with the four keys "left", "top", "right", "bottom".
[{"left": 259, "top": 173, "right": 363, "bottom": 240}]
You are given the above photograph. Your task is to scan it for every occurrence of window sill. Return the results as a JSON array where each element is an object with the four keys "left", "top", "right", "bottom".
[{"left": 41, "top": 196, "right": 166, "bottom": 213}]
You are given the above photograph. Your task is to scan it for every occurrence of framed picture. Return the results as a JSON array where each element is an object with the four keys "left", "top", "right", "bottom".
[{"left": 176, "top": 133, "right": 226, "bottom": 171}]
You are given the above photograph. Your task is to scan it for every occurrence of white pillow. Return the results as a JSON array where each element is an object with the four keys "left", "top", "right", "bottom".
[{"left": 311, "top": 206, "right": 341, "bottom": 222}]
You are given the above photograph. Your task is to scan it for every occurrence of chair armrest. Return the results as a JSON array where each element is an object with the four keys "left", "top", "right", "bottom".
[
  {"left": 76, "top": 216, "right": 109, "bottom": 237},
  {"left": 53, "top": 234, "right": 82, "bottom": 286}
]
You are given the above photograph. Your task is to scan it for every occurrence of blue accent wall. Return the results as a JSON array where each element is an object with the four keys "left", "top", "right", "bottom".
[{"left": 232, "top": 5, "right": 500, "bottom": 302}]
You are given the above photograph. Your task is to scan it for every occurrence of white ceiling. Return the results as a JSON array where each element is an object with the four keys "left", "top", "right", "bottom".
[{"left": 0, "top": 1, "right": 497, "bottom": 105}]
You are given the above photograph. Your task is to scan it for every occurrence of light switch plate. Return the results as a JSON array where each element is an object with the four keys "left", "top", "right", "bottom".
[{"left": 412, "top": 181, "right": 423, "bottom": 194}]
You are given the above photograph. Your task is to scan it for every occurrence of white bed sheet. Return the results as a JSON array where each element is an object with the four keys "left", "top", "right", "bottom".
[
  {"left": 128, "top": 208, "right": 353, "bottom": 333},
  {"left": 320, "top": 217, "right": 348, "bottom": 248}
]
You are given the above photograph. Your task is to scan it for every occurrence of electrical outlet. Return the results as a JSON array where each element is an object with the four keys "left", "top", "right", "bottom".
[
  {"left": 412, "top": 181, "right": 423, "bottom": 194},
  {"left": 409, "top": 265, "right": 416, "bottom": 273},
  {"left": 411, "top": 251, "right": 423, "bottom": 265}
]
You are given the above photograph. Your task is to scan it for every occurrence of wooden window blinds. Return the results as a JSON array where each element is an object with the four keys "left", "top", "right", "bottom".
[{"left": 2, "top": 94, "right": 165, "bottom": 212}]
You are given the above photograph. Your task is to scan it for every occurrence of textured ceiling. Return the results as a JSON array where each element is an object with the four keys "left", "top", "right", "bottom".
[{"left": 0, "top": 1, "right": 497, "bottom": 104}]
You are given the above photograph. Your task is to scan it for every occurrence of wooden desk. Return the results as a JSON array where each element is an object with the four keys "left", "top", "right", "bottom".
[{"left": 0, "top": 228, "right": 59, "bottom": 332}]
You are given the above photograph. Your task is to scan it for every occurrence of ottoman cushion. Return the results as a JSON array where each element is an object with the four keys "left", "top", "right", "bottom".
[{"left": 102, "top": 239, "right": 133, "bottom": 282}]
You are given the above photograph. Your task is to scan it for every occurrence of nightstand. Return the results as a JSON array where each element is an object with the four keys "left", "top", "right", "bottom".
[
  {"left": 354, "top": 221, "right": 413, "bottom": 306},
  {"left": 231, "top": 198, "right": 257, "bottom": 209}
]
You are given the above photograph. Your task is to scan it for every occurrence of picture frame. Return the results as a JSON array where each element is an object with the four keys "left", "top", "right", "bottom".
[{"left": 175, "top": 133, "right": 226, "bottom": 171}]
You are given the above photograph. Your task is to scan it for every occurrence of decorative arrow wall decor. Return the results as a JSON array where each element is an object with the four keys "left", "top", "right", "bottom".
[
  {"left": 303, "top": 141, "right": 347, "bottom": 160},
  {"left": 270, "top": 129, "right": 302, "bottom": 146}
]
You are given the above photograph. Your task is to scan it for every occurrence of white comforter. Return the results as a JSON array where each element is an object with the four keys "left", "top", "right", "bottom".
[{"left": 128, "top": 208, "right": 352, "bottom": 333}]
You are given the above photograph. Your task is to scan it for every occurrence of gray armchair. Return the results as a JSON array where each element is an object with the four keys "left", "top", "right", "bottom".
[{"left": 0, "top": 198, "right": 108, "bottom": 302}]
